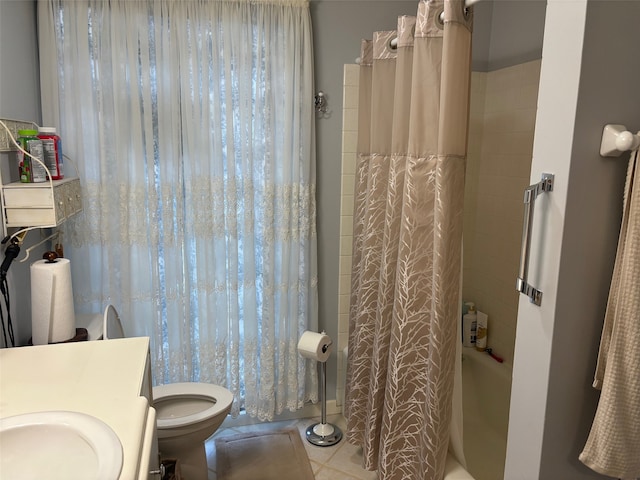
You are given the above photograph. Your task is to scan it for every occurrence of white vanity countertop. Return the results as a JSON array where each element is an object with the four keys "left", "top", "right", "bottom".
[{"left": 0, "top": 337, "right": 153, "bottom": 479}]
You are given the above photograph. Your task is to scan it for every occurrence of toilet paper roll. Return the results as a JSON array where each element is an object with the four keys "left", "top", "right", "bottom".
[
  {"left": 31, "top": 258, "right": 76, "bottom": 345},
  {"left": 297, "top": 331, "right": 332, "bottom": 363}
]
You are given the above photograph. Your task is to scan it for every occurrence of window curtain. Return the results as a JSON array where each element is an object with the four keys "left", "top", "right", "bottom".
[
  {"left": 38, "top": 0, "right": 318, "bottom": 421},
  {"left": 344, "top": 0, "right": 472, "bottom": 478}
]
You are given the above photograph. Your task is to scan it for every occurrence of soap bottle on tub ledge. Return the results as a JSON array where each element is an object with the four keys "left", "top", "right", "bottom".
[
  {"left": 462, "top": 302, "right": 477, "bottom": 347},
  {"left": 475, "top": 310, "right": 488, "bottom": 352}
]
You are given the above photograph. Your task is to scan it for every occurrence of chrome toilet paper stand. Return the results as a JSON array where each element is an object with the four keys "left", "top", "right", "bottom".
[{"left": 305, "top": 339, "right": 342, "bottom": 447}]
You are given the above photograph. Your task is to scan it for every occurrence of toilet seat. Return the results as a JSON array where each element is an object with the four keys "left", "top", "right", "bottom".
[
  {"left": 75, "top": 304, "right": 125, "bottom": 341},
  {"left": 153, "top": 382, "right": 233, "bottom": 430}
]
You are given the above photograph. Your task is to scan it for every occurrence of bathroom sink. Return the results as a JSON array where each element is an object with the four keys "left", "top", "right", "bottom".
[{"left": 0, "top": 410, "right": 123, "bottom": 479}]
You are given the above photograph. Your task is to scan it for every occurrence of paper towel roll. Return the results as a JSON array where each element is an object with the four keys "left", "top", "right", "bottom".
[
  {"left": 297, "top": 331, "right": 332, "bottom": 362},
  {"left": 31, "top": 258, "right": 76, "bottom": 345}
]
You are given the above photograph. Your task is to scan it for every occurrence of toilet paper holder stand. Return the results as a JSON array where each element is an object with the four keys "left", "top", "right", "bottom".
[
  {"left": 300, "top": 331, "right": 343, "bottom": 447},
  {"left": 305, "top": 357, "right": 343, "bottom": 447}
]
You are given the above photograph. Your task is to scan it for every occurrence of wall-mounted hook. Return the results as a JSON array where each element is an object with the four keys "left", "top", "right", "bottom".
[
  {"left": 600, "top": 124, "right": 640, "bottom": 157},
  {"left": 19, "top": 230, "right": 62, "bottom": 263},
  {"left": 315, "top": 91, "right": 330, "bottom": 118}
]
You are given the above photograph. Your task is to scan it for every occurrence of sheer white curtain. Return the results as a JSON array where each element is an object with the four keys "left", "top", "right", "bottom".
[{"left": 38, "top": 0, "right": 318, "bottom": 421}]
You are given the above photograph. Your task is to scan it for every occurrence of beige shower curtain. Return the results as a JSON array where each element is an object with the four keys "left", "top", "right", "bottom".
[{"left": 344, "top": 1, "right": 472, "bottom": 478}]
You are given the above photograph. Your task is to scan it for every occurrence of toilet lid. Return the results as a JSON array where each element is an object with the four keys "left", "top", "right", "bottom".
[{"left": 153, "top": 382, "right": 233, "bottom": 429}]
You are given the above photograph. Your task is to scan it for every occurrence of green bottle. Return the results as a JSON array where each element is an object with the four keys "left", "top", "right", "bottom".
[{"left": 17, "top": 129, "right": 46, "bottom": 182}]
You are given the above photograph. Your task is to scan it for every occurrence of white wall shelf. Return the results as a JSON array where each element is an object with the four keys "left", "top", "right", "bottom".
[
  {"left": 2, "top": 177, "right": 82, "bottom": 228},
  {"left": 0, "top": 119, "right": 35, "bottom": 153},
  {"left": 0, "top": 118, "right": 82, "bottom": 234}
]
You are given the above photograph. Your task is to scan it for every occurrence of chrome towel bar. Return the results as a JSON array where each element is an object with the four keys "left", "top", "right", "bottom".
[{"left": 516, "top": 173, "right": 554, "bottom": 306}]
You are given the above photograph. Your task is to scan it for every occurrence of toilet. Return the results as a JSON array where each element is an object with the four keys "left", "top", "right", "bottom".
[
  {"left": 76, "top": 306, "right": 233, "bottom": 480},
  {"left": 153, "top": 382, "right": 233, "bottom": 478}
]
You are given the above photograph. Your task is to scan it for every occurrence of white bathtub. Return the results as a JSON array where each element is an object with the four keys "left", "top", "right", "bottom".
[
  {"left": 461, "top": 347, "right": 512, "bottom": 480},
  {"left": 445, "top": 454, "right": 476, "bottom": 479}
]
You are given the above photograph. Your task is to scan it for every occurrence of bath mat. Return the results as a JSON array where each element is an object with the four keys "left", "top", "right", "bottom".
[{"left": 215, "top": 428, "right": 315, "bottom": 480}]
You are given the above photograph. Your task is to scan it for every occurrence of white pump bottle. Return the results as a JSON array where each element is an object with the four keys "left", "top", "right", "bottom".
[{"left": 462, "top": 302, "right": 477, "bottom": 347}]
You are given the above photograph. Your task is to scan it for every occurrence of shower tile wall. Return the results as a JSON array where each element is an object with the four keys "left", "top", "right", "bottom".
[
  {"left": 336, "top": 64, "right": 359, "bottom": 408},
  {"left": 337, "top": 60, "right": 540, "bottom": 399},
  {"left": 463, "top": 59, "right": 541, "bottom": 366}
]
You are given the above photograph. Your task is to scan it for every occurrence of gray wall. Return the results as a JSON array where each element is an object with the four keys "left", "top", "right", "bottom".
[
  {"left": 0, "top": 0, "right": 41, "bottom": 121},
  {"left": 483, "top": 0, "right": 546, "bottom": 71},
  {"left": 0, "top": 0, "right": 42, "bottom": 347},
  {"left": 540, "top": 1, "right": 640, "bottom": 477}
]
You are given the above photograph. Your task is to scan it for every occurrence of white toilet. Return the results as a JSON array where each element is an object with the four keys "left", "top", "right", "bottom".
[
  {"left": 76, "top": 306, "right": 233, "bottom": 480},
  {"left": 153, "top": 382, "right": 233, "bottom": 478}
]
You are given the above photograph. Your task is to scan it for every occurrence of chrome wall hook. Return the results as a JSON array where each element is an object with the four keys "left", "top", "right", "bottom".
[{"left": 314, "top": 91, "right": 330, "bottom": 118}]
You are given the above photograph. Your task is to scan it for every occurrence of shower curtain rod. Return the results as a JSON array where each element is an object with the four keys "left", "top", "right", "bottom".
[{"left": 387, "top": 0, "right": 481, "bottom": 49}]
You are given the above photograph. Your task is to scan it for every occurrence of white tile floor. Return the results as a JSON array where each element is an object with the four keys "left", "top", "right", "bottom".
[{"left": 204, "top": 414, "right": 378, "bottom": 480}]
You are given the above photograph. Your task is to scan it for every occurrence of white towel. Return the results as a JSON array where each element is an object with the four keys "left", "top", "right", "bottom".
[{"left": 579, "top": 149, "right": 640, "bottom": 478}]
